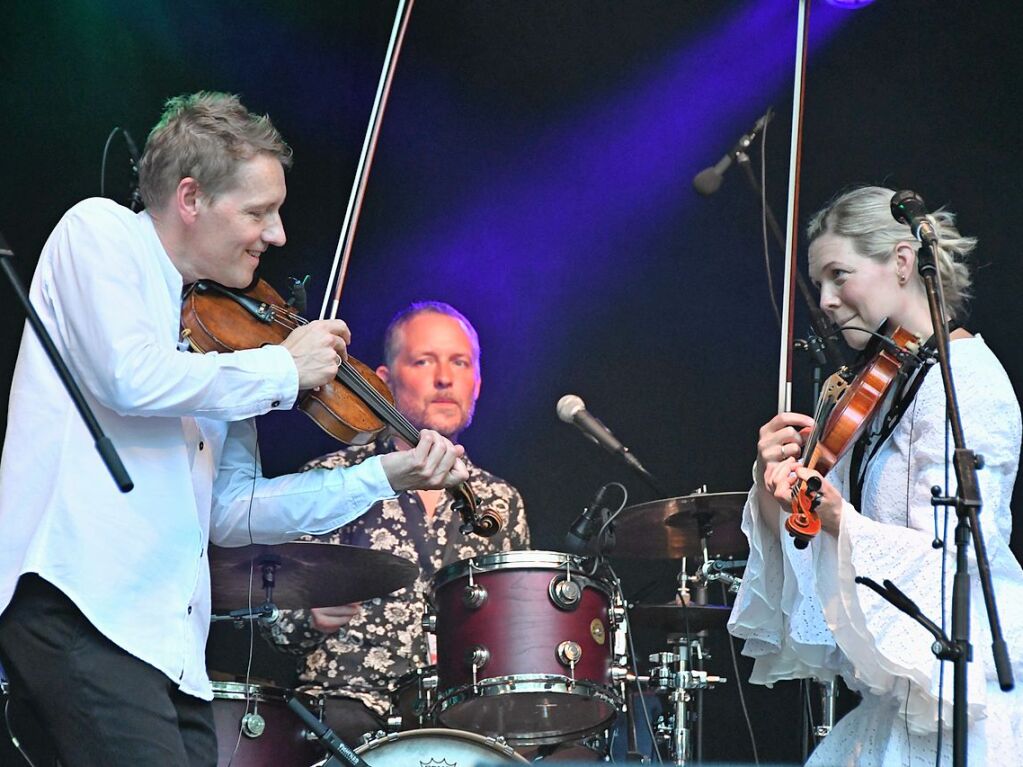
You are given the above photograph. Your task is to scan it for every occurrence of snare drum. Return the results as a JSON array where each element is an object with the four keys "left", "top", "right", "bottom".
[
  {"left": 428, "top": 550, "right": 623, "bottom": 745},
  {"left": 211, "top": 681, "right": 320, "bottom": 767}
]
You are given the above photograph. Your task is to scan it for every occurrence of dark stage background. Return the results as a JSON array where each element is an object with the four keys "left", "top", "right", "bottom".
[{"left": 2, "top": 1, "right": 1022, "bottom": 764}]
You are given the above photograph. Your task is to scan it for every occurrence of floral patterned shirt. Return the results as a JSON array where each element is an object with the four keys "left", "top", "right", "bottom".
[{"left": 263, "top": 438, "right": 530, "bottom": 715}]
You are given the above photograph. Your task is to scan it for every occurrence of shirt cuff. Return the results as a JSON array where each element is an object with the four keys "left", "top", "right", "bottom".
[
  {"left": 261, "top": 345, "right": 299, "bottom": 409},
  {"left": 322, "top": 454, "right": 397, "bottom": 511}
]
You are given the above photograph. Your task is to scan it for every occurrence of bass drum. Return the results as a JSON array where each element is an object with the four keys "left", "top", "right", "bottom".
[{"left": 314, "top": 729, "right": 528, "bottom": 766}]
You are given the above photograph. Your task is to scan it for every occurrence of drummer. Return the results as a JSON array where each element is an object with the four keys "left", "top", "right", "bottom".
[{"left": 265, "top": 301, "right": 530, "bottom": 742}]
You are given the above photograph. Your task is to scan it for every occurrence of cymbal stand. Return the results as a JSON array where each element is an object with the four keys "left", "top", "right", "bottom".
[
  {"left": 210, "top": 556, "right": 281, "bottom": 624},
  {"left": 648, "top": 638, "right": 726, "bottom": 765},
  {"left": 814, "top": 678, "right": 836, "bottom": 743}
]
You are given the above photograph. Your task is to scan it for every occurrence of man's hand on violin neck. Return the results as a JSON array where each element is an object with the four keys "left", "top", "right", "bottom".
[
  {"left": 281, "top": 319, "right": 351, "bottom": 389},
  {"left": 380, "top": 429, "right": 469, "bottom": 492}
]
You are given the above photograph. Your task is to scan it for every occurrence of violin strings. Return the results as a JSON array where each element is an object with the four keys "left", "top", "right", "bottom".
[{"left": 267, "top": 305, "right": 421, "bottom": 443}]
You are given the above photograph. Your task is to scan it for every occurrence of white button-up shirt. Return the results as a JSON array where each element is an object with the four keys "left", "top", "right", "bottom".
[{"left": 0, "top": 198, "right": 395, "bottom": 699}]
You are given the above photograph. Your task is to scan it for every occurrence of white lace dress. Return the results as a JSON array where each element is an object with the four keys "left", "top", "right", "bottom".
[{"left": 729, "top": 337, "right": 1023, "bottom": 766}]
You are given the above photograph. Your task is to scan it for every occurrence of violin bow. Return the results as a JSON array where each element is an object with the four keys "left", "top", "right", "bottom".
[
  {"left": 777, "top": 0, "right": 810, "bottom": 414},
  {"left": 319, "top": 0, "right": 416, "bottom": 321}
]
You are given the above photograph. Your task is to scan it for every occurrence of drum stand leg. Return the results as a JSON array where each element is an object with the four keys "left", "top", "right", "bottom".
[{"left": 814, "top": 678, "right": 836, "bottom": 744}]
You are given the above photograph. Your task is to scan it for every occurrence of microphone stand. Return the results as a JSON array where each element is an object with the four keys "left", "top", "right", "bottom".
[
  {"left": 733, "top": 153, "right": 846, "bottom": 377},
  {"left": 287, "top": 696, "right": 372, "bottom": 767},
  {"left": 857, "top": 239, "right": 1013, "bottom": 767},
  {"left": 0, "top": 232, "right": 132, "bottom": 492}
]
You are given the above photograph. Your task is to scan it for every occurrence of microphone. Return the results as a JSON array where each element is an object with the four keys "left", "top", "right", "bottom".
[
  {"left": 122, "top": 129, "right": 141, "bottom": 167},
  {"left": 890, "top": 190, "right": 938, "bottom": 246},
  {"left": 564, "top": 484, "right": 614, "bottom": 554},
  {"left": 693, "top": 108, "right": 774, "bottom": 196},
  {"left": 556, "top": 395, "right": 649, "bottom": 477},
  {"left": 122, "top": 129, "right": 144, "bottom": 212}
]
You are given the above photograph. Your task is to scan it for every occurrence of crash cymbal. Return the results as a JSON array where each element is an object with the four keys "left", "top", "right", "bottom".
[
  {"left": 209, "top": 541, "right": 418, "bottom": 611},
  {"left": 611, "top": 491, "right": 748, "bottom": 559},
  {"left": 629, "top": 603, "right": 733, "bottom": 634}
]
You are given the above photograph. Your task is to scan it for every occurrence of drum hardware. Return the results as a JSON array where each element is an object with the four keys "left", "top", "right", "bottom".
[
  {"left": 556, "top": 640, "right": 583, "bottom": 683},
  {"left": 814, "top": 677, "right": 837, "bottom": 742},
  {"left": 647, "top": 638, "right": 726, "bottom": 766},
  {"left": 549, "top": 573, "right": 582, "bottom": 610},
  {"left": 287, "top": 695, "right": 371, "bottom": 767},
  {"left": 466, "top": 645, "right": 491, "bottom": 691},
  {"left": 462, "top": 582, "right": 488, "bottom": 609}
]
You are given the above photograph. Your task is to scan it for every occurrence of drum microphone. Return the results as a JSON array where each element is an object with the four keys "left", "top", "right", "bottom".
[
  {"left": 556, "top": 394, "right": 651, "bottom": 478},
  {"left": 693, "top": 108, "right": 774, "bottom": 196},
  {"left": 564, "top": 484, "right": 614, "bottom": 554},
  {"left": 890, "top": 189, "right": 939, "bottom": 246}
]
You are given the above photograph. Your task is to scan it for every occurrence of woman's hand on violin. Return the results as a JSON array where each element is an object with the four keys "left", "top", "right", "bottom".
[
  {"left": 765, "top": 461, "right": 843, "bottom": 537},
  {"left": 380, "top": 429, "right": 470, "bottom": 493},
  {"left": 281, "top": 319, "right": 352, "bottom": 389},
  {"left": 755, "top": 412, "right": 816, "bottom": 492},
  {"left": 310, "top": 603, "right": 361, "bottom": 633}
]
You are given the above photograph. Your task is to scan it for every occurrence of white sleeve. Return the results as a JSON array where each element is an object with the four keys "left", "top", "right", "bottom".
[
  {"left": 38, "top": 200, "right": 298, "bottom": 419},
  {"left": 209, "top": 419, "right": 398, "bottom": 546},
  {"left": 728, "top": 478, "right": 839, "bottom": 685},
  {"left": 816, "top": 354, "right": 1023, "bottom": 735}
]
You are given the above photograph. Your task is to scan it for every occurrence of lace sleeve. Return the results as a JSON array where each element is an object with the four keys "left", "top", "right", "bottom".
[{"left": 815, "top": 340, "right": 1023, "bottom": 734}]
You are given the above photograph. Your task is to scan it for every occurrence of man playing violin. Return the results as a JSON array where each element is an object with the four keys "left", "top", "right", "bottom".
[
  {"left": 729, "top": 186, "right": 1023, "bottom": 764},
  {"left": 0, "top": 92, "right": 468, "bottom": 766},
  {"left": 265, "top": 301, "right": 530, "bottom": 744}
]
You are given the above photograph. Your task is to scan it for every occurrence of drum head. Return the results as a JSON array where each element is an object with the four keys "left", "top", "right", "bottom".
[
  {"left": 436, "top": 681, "right": 618, "bottom": 745},
  {"left": 351, "top": 728, "right": 528, "bottom": 765}
]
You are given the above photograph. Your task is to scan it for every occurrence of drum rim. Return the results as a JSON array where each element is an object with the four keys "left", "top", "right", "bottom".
[
  {"left": 430, "top": 549, "right": 615, "bottom": 591},
  {"left": 433, "top": 676, "right": 621, "bottom": 745},
  {"left": 354, "top": 727, "right": 529, "bottom": 762}
]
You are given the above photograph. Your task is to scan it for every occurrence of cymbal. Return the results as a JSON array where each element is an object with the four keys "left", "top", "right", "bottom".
[
  {"left": 209, "top": 541, "right": 418, "bottom": 611},
  {"left": 629, "top": 603, "right": 733, "bottom": 634},
  {"left": 610, "top": 491, "right": 748, "bottom": 559}
]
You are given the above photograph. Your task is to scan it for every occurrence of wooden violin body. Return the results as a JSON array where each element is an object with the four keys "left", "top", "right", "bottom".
[
  {"left": 180, "top": 279, "right": 488, "bottom": 531},
  {"left": 182, "top": 279, "right": 393, "bottom": 445},
  {"left": 786, "top": 326, "right": 922, "bottom": 548}
]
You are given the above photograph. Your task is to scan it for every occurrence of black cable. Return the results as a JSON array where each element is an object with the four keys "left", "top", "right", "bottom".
[
  {"left": 99, "top": 127, "right": 120, "bottom": 199},
  {"left": 2, "top": 697, "right": 38, "bottom": 767},
  {"left": 723, "top": 581, "right": 760, "bottom": 766},
  {"left": 758, "top": 114, "right": 782, "bottom": 329}
]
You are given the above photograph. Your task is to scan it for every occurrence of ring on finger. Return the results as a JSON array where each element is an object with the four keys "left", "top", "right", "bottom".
[{"left": 334, "top": 353, "right": 343, "bottom": 367}]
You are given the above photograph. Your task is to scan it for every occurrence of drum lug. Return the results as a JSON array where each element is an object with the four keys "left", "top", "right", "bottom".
[
  {"left": 549, "top": 574, "right": 582, "bottom": 610},
  {"left": 421, "top": 610, "right": 437, "bottom": 633},
  {"left": 465, "top": 644, "right": 491, "bottom": 671},
  {"left": 556, "top": 640, "right": 583, "bottom": 681},
  {"left": 462, "top": 583, "right": 488, "bottom": 609},
  {"left": 240, "top": 711, "right": 266, "bottom": 738}
]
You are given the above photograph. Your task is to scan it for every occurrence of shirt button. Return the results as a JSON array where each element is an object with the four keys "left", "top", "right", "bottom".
[
  {"left": 198, "top": 441, "right": 204, "bottom": 451},
  {"left": 187, "top": 606, "right": 193, "bottom": 614},
  {"left": 272, "top": 400, "right": 281, "bottom": 407}
]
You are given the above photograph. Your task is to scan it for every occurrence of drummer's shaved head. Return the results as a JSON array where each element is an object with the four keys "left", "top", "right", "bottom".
[{"left": 383, "top": 302, "right": 481, "bottom": 376}]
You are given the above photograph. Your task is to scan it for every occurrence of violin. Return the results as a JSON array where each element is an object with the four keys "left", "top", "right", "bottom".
[
  {"left": 180, "top": 278, "right": 500, "bottom": 537},
  {"left": 785, "top": 325, "right": 924, "bottom": 548}
]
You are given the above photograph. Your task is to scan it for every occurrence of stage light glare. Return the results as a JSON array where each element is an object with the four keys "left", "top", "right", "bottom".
[{"left": 824, "top": 0, "right": 877, "bottom": 7}]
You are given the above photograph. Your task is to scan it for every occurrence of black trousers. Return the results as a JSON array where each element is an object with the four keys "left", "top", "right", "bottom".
[{"left": 0, "top": 574, "right": 217, "bottom": 767}]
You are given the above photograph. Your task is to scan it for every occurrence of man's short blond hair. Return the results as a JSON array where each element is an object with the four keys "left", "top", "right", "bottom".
[{"left": 138, "top": 91, "right": 292, "bottom": 210}]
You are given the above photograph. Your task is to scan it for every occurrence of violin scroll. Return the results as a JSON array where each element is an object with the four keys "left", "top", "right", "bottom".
[{"left": 786, "top": 475, "right": 822, "bottom": 550}]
